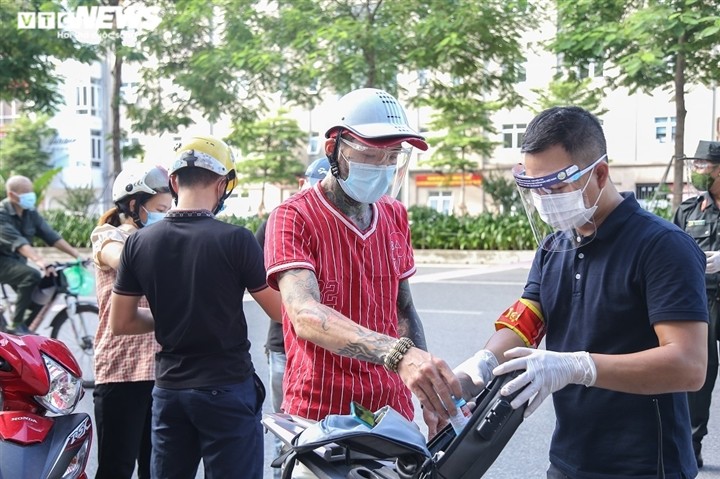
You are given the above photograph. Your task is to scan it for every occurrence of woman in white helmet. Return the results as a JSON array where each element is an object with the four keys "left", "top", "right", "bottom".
[{"left": 90, "top": 164, "right": 172, "bottom": 479}]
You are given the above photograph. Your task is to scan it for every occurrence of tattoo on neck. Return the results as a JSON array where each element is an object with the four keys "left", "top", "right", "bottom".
[{"left": 323, "top": 180, "right": 372, "bottom": 229}]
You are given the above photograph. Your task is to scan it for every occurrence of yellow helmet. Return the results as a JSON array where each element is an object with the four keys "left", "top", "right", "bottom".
[{"left": 171, "top": 135, "right": 238, "bottom": 193}]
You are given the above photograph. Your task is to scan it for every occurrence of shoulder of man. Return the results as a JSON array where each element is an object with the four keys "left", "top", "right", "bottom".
[
  {"left": 0, "top": 198, "right": 13, "bottom": 215},
  {"left": 677, "top": 194, "right": 705, "bottom": 214}
]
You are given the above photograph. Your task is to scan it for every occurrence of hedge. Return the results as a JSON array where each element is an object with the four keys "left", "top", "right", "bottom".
[{"left": 36, "top": 204, "right": 671, "bottom": 251}]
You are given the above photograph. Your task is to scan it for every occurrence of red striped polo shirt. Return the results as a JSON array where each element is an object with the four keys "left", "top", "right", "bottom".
[{"left": 265, "top": 184, "right": 416, "bottom": 421}]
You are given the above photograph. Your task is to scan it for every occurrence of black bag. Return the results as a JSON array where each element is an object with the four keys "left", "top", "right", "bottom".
[
  {"left": 275, "top": 371, "right": 528, "bottom": 479},
  {"left": 397, "top": 370, "right": 528, "bottom": 479}
]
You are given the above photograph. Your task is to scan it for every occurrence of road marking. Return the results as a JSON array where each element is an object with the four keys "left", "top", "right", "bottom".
[
  {"left": 416, "top": 308, "right": 485, "bottom": 315},
  {"left": 411, "top": 263, "right": 531, "bottom": 284},
  {"left": 428, "top": 280, "right": 527, "bottom": 286}
]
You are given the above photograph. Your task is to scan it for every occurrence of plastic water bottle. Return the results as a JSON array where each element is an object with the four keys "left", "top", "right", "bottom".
[{"left": 448, "top": 397, "right": 472, "bottom": 435}]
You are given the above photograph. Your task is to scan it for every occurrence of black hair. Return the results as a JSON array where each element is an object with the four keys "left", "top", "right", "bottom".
[
  {"left": 521, "top": 106, "right": 607, "bottom": 167},
  {"left": 114, "top": 192, "right": 154, "bottom": 228},
  {"left": 175, "top": 167, "right": 225, "bottom": 187}
]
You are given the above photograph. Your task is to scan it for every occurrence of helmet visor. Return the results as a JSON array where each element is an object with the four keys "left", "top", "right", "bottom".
[
  {"left": 340, "top": 137, "right": 411, "bottom": 198},
  {"left": 512, "top": 154, "right": 606, "bottom": 252}
]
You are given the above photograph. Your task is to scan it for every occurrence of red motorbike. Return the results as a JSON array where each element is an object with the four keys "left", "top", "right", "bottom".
[{"left": 0, "top": 331, "right": 93, "bottom": 478}]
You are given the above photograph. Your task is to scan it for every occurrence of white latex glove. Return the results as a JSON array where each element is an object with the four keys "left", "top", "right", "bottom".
[
  {"left": 706, "top": 251, "right": 720, "bottom": 274},
  {"left": 453, "top": 349, "right": 499, "bottom": 399},
  {"left": 492, "top": 347, "right": 597, "bottom": 418}
]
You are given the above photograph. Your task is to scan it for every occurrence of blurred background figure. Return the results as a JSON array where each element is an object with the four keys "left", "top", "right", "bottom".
[{"left": 673, "top": 140, "right": 720, "bottom": 469}]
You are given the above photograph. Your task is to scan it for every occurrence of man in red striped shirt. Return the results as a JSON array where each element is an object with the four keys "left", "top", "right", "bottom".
[{"left": 265, "top": 88, "right": 461, "bottom": 426}]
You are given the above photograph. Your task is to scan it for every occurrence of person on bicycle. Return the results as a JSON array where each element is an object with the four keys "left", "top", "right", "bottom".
[
  {"left": 264, "top": 88, "right": 463, "bottom": 427},
  {"left": 91, "top": 164, "right": 172, "bottom": 479},
  {"left": 109, "top": 135, "right": 282, "bottom": 479},
  {"left": 0, "top": 175, "right": 83, "bottom": 335}
]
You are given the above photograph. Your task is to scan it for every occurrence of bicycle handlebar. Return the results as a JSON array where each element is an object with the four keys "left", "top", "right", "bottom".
[{"left": 47, "top": 259, "right": 93, "bottom": 271}]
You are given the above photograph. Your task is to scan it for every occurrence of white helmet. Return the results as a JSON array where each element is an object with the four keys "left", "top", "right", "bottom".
[
  {"left": 325, "top": 88, "right": 428, "bottom": 151},
  {"left": 112, "top": 164, "right": 170, "bottom": 204}
]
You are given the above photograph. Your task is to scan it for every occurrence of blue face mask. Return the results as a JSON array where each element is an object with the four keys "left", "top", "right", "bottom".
[
  {"left": 338, "top": 161, "right": 396, "bottom": 204},
  {"left": 141, "top": 206, "right": 167, "bottom": 226},
  {"left": 16, "top": 192, "right": 37, "bottom": 210}
]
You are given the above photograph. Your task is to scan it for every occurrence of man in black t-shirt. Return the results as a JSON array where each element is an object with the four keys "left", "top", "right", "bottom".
[{"left": 110, "top": 136, "right": 282, "bottom": 479}]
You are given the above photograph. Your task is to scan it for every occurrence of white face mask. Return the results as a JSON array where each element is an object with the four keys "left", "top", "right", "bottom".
[
  {"left": 338, "top": 160, "right": 396, "bottom": 204},
  {"left": 531, "top": 172, "right": 603, "bottom": 232}
]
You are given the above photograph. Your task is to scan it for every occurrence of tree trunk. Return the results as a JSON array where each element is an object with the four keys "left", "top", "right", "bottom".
[
  {"left": 112, "top": 54, "right": 122, "bottom": 177},
  {"left": 672, "top": 37, "right": 687, "bottom": 211},
  {"left": 109, "top": 0, "right": 122, "bottom": 179}
]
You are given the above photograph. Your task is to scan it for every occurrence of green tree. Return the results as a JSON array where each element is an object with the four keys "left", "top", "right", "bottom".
[
  {"left": 268, "top": 0, "right": 535, "bottom": 216},
  {"left": 127, "top": 0, "right": 278, "bottom": 134},
  {"left": 532, "top": 73, "right": 609, "bottom": 116},
  {"left": 0, "top": 0, "right": 96, "bottom": 113},
  {"left": 128, "top": 0, "right": 535, "bottom": 156},
  {"left": 57, "top": 182, "right": 101, "bottom": 216},
  {"left": 227, "top": 110, "right": 306, "bottom": 215},
  {"left": 423, "top": 97, "right": 500, "bottom": 215},
  {"left": 482, "top": 170, "right": 521, "bottom": 214},
  {"left": 552, "top": 0, "right": 720, "bottom": 209},
  {"left": 0, "top": 114, "right": 56, "bottom": 181}
]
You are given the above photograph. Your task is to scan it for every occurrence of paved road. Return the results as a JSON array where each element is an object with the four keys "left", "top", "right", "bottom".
[{"left": 72, "top": 262, "right": 720, "bottom": 478}]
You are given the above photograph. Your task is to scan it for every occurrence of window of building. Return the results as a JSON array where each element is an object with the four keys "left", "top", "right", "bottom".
[
  {"left": 636, "top": 183, "right": 669, "bottom": 210},
  {"left": 307, "top": 133, "right": 321, "bottom": 156},
  {"left": 91, "top": 130, "right": 102, "bottom": 168},
  {"left": 577, "top": 60, "right": 604, "bottom": 79},
  {"left": 502, "top": 123, "right": 526, "bottom": 149},
  {"left": 427, "top": 191, "right": 453, "bottom": 215},
  {"left": 76, "top": 78, "right": 102, "bottom": 116},
  {"left": 655, "top": 116, "right": 676, "bottom": 143},
  {"left": 0, "top": 100, "right": 21, "bottom": 127}
]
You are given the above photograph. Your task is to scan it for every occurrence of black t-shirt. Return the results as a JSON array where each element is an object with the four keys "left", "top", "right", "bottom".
[
  {"left": 255, "top": 220, "right": 284, "bottom": 353},
  {"left": 114, "top": 210, "right": 268, "bottom": 389}
]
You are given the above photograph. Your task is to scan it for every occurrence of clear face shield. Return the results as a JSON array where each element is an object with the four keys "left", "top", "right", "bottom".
[
  {"left": 339, "top": 137, "right": 411, "bottom": 198},
  {"left": 512, "top": 154, "right": 606, "bottom": 252}
]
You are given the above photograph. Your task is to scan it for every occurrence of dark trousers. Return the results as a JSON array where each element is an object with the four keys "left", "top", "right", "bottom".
[
  {"left": 93, "top": 381, "right": 154, "bottom": 479},
  {"left": 0, "top": 256, "right": 42, "bottom": 326},
  {"left": 150, "top": 375, "right": 265, "bottom": 479},
  {"left": 688, "top": 294, "right": 720, "bottom": 452},
  {"left": 547, "top": 463, "right": 571, "bottom": 479}
]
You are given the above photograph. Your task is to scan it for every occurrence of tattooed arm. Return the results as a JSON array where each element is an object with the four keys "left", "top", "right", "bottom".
[
  {"left": 396, "top": 279, "right": 428, "bottom": 351},
  {"left": 277, "top": 267, "right": 462, "bottom": 418},
  {"left": 276, "top": 267, "right": 396, "bottom": 364}
]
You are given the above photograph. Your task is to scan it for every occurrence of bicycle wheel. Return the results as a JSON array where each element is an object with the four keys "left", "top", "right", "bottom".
[{"left": 50, "top": 303, "right": 99, "bottom": 389}]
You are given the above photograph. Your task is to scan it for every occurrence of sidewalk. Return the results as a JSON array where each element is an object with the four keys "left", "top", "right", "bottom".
[{"left": 37, "top": 247, "right": 536, "bottom": 266}]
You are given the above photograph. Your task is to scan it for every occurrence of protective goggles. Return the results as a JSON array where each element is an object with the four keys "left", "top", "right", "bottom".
[
  {"left": 339, "top": 137, "right": 411, "bottom": 167},
  {"left": 512, "top": 154, "right": 607, "bottom": 192},
  {"left": 691, "top": 159, "right": 720, "bottom": 170}
]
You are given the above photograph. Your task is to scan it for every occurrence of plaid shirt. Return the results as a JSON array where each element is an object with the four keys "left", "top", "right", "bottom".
[{"left": 92, "top": 224, "right": 158, "bottom": 384}]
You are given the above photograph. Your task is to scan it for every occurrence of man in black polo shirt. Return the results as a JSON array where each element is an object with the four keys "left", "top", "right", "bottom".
[
  {"left": 673, "top": 140, "right": 720, "bottom": 468},
  {"left": 454, "top": 107, "right": 708, "bottom": 478},
  {"left": 109, "top": 136, "right": 282, "bottom": 479},
  {"left": 0, "top": 175, "right": 83, "bottom": 334}
]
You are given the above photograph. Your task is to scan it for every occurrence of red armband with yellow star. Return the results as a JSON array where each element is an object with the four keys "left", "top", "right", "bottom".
[{"left": 494, "top": 298, "right": 546, "bottom": 348}]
